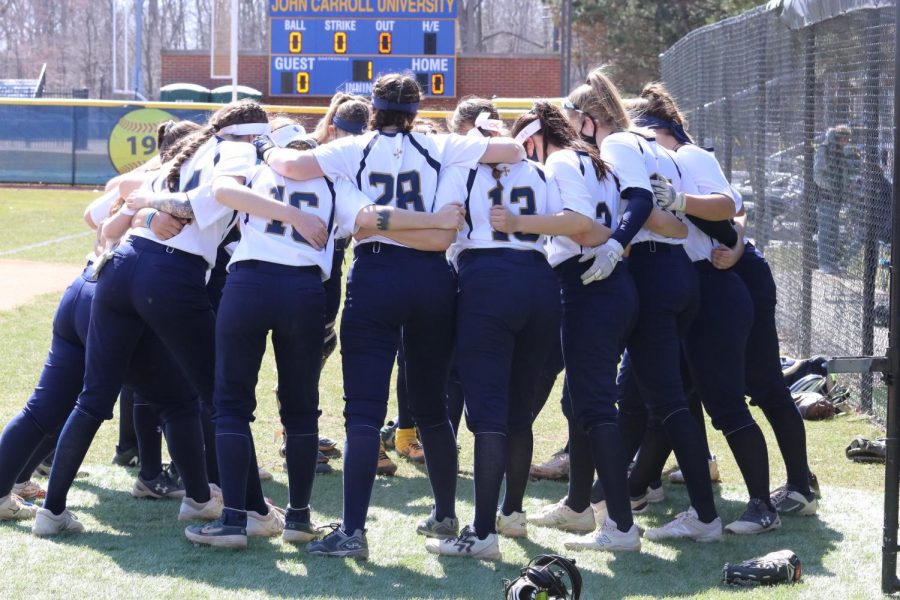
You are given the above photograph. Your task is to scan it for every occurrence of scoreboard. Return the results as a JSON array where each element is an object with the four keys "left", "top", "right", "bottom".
[{"left": 268, "top": 1, "right": 457, "bottom": 98}]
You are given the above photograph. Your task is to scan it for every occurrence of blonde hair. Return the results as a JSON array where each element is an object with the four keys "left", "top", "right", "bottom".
[{"left": 568, "top": 67, "right": 632, "bottom": 132}]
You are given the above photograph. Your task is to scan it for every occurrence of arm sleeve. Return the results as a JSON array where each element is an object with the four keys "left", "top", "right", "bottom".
[
  {"left": 435, "top": 134, "right": 490, "bottom": 169},
  {"left": 545, "top": 154, "right": 594, "bottom": 219},
  {"left": 611, "top": 187, "right": 653, "bottom": 247},
  {"left": 334, "top": 178, "right": 374, "bottom": 236},
  {"left": 313, "top": 135, "right": 364, "bottom": 181},
  {"left": 687, "top": 215, "right": 738, "bottom": 247}
]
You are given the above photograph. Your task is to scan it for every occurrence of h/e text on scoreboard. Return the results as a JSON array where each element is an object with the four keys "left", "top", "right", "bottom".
[{"left": 268, "top": 0, "right": 457, "bottom": 97}]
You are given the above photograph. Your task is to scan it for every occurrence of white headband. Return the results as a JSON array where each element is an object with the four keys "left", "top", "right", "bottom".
[
  {"left": 514, "top": 119, "right": 542, "bottom": 145},
  {"left": 218, "top": 123, "right": 271, "bottom": 136},
  {"left": 270, "top": 124, "right": 307, "bottom": 148},
  {"left": 474, "top": 111, "right": 507, "bottom": 134}
]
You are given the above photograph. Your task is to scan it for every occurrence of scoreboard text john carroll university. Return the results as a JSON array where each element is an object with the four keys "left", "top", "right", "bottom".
[{"left": 269, "top": 0, "right": 457, "bottom": 97}]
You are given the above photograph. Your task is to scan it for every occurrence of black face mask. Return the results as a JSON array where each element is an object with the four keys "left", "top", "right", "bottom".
[
  {"left": 579, "top": 133, "right": 597, "bottom": 146},
  {"left": 527, "top": 148, "right": 540, "bottom": 162}
]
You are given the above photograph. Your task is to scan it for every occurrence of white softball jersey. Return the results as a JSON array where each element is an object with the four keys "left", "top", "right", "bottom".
[
  {"left": 231, "top": 168, "right": 372, "bottom": 279},
  {"left": 544, "top": 149, "right": 619, "bottom": 267},
  {"left": 131, "top": 138, "right": 254, "bottom": 267},
  {"left": 312, "top": 130, "right": 489, "bottom": 248}
]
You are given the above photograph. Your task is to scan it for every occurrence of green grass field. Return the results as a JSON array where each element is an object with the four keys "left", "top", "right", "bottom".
[{"left": 0, "top": 187, "right": 890, "bottom": 599}]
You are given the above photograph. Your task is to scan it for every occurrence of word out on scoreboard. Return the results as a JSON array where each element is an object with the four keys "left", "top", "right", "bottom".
[{"left": 269, "top": 1, "right": 457, "bottom": 97}]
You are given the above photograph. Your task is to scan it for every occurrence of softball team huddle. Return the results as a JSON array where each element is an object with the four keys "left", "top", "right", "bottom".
[{"left": 0, "top": 68, "right": 818, "bottom": 562}]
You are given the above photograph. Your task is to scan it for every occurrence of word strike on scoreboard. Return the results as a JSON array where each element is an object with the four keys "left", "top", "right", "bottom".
[{"left": 269, "top": 2, "right": 457, "bottom": 97}]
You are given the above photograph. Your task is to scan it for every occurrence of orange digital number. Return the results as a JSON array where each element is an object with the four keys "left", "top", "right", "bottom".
[
  {"left": 431, "top": 73, "right": 445, "bottom": 95},
  {"left": 296, "top": 72, "right": 310, "bottom": 94},
  {"left": 334, "top": 32, "right": 347, "bottom": 54},
  {"left": 289, "top": 32, "right": 302, "bottom": 54},
  {"left": 367, "top": 61, "right": 373, "bottom": 80},
  {"left": 379, "top": 32, "right": 392, "bottom": 54}
]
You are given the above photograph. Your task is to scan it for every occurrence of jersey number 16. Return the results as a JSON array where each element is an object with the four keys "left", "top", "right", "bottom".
[{"left": 264, "top": 185, "right": 320, "bottom": 246}]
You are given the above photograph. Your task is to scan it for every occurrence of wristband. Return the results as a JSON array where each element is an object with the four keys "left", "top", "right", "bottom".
[{"left": 145, "top": 209, "right": 158, "bottom": 229}]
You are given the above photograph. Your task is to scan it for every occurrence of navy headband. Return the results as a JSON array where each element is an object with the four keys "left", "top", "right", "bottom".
[
  {"left": 633, "top": 115, "right": 692, "bottom": 145},
  {"left": 333, "top": 115, "right": 366, "bottom": 135},
  {"left": 372, "top": 96, "right": 420, "bottom": 114}
]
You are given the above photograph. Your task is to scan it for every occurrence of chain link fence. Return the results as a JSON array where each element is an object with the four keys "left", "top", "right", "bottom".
[{"left": 661, "top": 2, "right": 895, "bottom": 420}]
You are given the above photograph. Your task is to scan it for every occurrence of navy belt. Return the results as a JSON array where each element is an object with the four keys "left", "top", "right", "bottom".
[
  {"left": 353, "top": 241, "right": 444, "bottom": 258},
  {"left": 128, "top": 236, "right": 206, "bottom": 266},
  {"left": 629, "top": 241, "right": 677, "bottom": 257},
  {"left": 231, "top": 259, "right": 320, "bottom": 276}
]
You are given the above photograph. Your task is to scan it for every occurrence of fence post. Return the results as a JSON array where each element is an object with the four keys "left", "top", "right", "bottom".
[
  {"left": 859, "top": 9, "right": 881, "bottom": 413},
  {"left": 721, "top": 29, "right": 734, "bottom": 179},
  {"left": 753, "top": 18, "right": 770, "bottom": 249},
  {"left": 881, "top": 2, "right": 900, "bottom": 591},
  {"left": 800, "top": 24, "right": 816, "bottom": 357},
  {"left": 70, "top": 104, "right": 77, "bottom": 187}
]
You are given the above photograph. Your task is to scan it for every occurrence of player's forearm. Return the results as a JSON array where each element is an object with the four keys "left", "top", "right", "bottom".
[
  {"left": 512, "top": 211, "right": 593, "bottom": 236},
  {"left": 569, "top": 222, "right": 612, "bottom": 247},
  {"left": 355, "top": 206, "right": 448, "bottom": 231},
  {"left": 481, "top": 138, "right": 526, "bottom": 164},
  {"left": 212, "top": 177, "right": 293, "bottom": 223},
  {"left": 645, "top": 207, "right": 688, "bottom": 238},
  {"left": 99, "top": 210, "right": 135, "bottom": 246},
  {"left": 683, "top": 193, "right": 737, "bottom": 221},
  {"left": 140, "top": 194, "right": 195, "bottom": 219},
  {"left": 266, "top": 148, "right": 325, "bottom": 181},
  {"left": 356, "top": 228, "right": 454, "bottom": 252}
]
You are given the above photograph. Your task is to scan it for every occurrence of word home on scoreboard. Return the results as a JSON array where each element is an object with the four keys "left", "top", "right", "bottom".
[{"left": 269, "top": 1, "right": 457, "bottom": 97}]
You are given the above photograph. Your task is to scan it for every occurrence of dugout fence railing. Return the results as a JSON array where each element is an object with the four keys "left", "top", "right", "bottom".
[
  {"left": 661, "top": 1, "right": 895, "bottom": 421},
  {"left": 0, "top": 98, "right": 532, "bottom": 186}
]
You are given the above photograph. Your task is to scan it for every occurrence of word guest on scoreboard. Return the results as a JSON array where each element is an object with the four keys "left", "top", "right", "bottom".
[{"left": 269, "top": 1, "right": 458, "bottom": 97}]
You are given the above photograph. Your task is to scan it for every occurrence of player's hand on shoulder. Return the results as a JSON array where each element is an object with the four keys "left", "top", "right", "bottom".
[
  {"left": 151, "top": 212, "right": 186, "bottom": 240},
  {"left": 288, "top": 209, "right": 328, "bottom": 250},
  {"left": 253, "top": 135, "right": 277, "bottom": 162},
  {"left": 489, "top": 204, "right": 518, "bottom": 233},
  {"left": 435, "top": 202, "right": 466, "bottom": 230}
]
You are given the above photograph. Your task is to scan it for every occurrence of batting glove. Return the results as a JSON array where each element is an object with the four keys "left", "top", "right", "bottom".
[
  {"left": 253, "top": 135, "right": 277, "bottom": 163},
  {"left": 579, "top": 238, "right": 625, "bottom": 284},
  {"left": 650, "top": 174, "right": 686, "bottom": 212}
]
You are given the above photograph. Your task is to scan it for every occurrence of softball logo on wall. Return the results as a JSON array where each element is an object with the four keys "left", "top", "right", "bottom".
[{"left": 108, "top": 108, "right": 174, "bottom": 174}]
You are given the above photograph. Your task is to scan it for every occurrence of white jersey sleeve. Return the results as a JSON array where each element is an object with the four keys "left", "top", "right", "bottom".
[
  {"left": 599, "top": 134, "right": 653, "bottom": 193},
  {"left": 675, "top": 144, "right": 740, "bottom": 212},
  {"left": 333, "top": 177, "right": 374, "bottom": 237},
  {"left": 313, "top": 132, "right": 369, "bottom": 182},
  {"left": 544, "top": 151, "right": 594, "bottom": 220},
  {"left": 435, "top": 165, "right": 472, "bottom": 212},
  {"left": 433, "top": 133, "right": 489, "bottom": 170},
  {"left": 214, "top": 141, "right": 259, "bottom": 182},
  {"left": 87, "top": 189, "right": 122, "bottom": 227}
]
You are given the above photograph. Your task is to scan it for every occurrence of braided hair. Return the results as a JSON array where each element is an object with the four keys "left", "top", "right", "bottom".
[
  {"left": 165, "top": 99, "right": 268, "bottom": 191},
  {"left": 510, "top": 101, "right": 610, "bottom": 181}
]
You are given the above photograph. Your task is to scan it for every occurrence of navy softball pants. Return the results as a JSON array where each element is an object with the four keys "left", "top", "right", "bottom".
[
  {"left": 214, "top": 260, "right": 324, "bottom": 515},
  {"left": 339, "top": 242, "right": 458, "bottom": 532}
]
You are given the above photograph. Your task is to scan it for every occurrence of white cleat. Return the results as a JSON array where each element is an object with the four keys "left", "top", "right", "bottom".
[
  {"left": 0, "top": 493, "right": 38, "bottom": 520},
  {"left": 644, "top": 508, "right": 723, "bottom": 543},
  {"left": 425, "top": 525, "right": 502, "bottom": 561},
  {"left": 32, "top": 507, "right": 85, "bottom": 536},
  {"left": 529, "top": 498, "right": 595, "bottom": 533},
  {"left": 564, "top": 517, "right": 642, "bottom": 552},
  {"left": 591, "top": 500, "right": 608, "bottom": 524},
  {"left": 646, "top": 482, "right": 665, "bottom": 503},
  {"left": 496, "top": 510, "right": 527, "bottom": 538},
  {"left": 247, "top": 505, "right": 285, "bottom": 537},
  {"left": 178, "top": 486, "right": 224, "bottom": 521}
]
